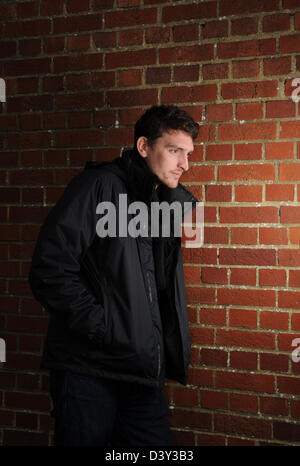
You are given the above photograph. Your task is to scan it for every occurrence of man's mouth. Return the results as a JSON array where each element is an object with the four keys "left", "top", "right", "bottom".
[{"left": 171, "top": 171, "right": 182, "bottom": 178}]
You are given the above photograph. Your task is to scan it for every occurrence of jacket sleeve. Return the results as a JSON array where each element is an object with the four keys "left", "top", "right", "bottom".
[{"left": 29, "top": 170, "right": 109, "bottom": 345}]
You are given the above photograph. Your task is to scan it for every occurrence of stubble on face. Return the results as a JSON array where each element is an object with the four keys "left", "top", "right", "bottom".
[{"left": 143, "top": 130, "right": 194, "bottom": 189}]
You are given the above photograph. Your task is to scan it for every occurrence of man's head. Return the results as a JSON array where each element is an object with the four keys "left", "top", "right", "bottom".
[{"left": 134, "top": 105, "right": 199, "bottom": 189}]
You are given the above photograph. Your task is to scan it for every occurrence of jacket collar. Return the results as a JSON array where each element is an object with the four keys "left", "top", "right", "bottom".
[{"left": 113, "top": 149, "right": 198, "bottom": 210}]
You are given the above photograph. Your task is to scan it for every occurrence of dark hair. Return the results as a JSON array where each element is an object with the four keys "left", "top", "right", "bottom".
[{"left": 134, "top": 105, "right": 199, "bottom": 148}]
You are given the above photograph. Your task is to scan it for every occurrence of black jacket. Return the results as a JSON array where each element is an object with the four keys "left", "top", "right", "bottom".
[{"left": 29, "top": 150, "right": 197, "bottom": 388}]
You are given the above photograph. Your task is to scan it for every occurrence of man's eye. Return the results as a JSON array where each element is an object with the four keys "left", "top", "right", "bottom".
[{"left": 170, "top": 149, "right": 178, "bottom": 154}]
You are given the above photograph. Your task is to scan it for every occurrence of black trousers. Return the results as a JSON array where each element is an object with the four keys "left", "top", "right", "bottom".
[{"left": 49, "top": 370, "right": 174, "bottom": 446}]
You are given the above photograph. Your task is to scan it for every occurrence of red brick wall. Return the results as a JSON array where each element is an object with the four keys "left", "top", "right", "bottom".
[{"left": 1, "top": 0, "right": 300, "bottom": 446}]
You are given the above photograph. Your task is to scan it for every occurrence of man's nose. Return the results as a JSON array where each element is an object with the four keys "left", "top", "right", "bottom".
[{"left": 178, "top": 154, "right": 189, "bottom": 171}]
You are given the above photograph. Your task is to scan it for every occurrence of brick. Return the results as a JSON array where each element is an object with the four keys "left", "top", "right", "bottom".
[
  {"left": 260, "top": 312, "right": 289, "bottom": 331},
  {"left": 183, "top": 265, "right": 201, "bottom": 284},
  {"left": 56, "top": 92, "right": 104, "bottom": 110},
  {"left": 185, "top": 286, "right": 215, "bottom": 304},
  {"left": 119, "top": 69, "right": 142, "bottom": 87},
  {"left": 260, "top": 397, "right": 288, "bottom": 416},
  {"left": 235, "top": 143, "right": 262, "bottom": 160},
  {"left": 290, "top": 228, "right": 300, "bottom": 245},
  {"left": 266, "top": 100, "right": 295, "bottom": 118},
  {"left": 206, "top": 185, "right": 232, "bottom": 202},
  {"left": 107, "top": 89, "right": 158, "bottom": 107},
  {"left": 259, "top": 269, "right": 286, "bottom": 287},
  {"left": 230, "top": 393, "right": 258, "bottom": 413},
  {"left": 106, "top": 49, "right": 155, "bottom": 69},
  {"left": 235, "top": 185, "right": 262, "bottom": 202},
  {"left": 162, "top": 2, "right": 217, "bottom": 23},
  {"left": 41, "top": 0, "right": 64, "bottom": 15},
  {"left": 232, "top": 60, "right": 259, "bottom": 78},
  {"left": 266, "top": 142, "right": 294, "bottom": 159},
  {"left": 220, "top": 247, "right": 276, "bottom": 266},
  {"left": 173, "top": 387, "right": 199, "bottom": 407},
  {"left": 67, "top": 34, "right": 90, "bottom": 52},
  {"left": 7, "top": 132, "right": 51, "bottom": 150},
  {"left": 263, "top": 13, "right": 290, "bottom": 32},
  {"left": 201, "top": 267, "right": 227, "bottom": 284},
  {"left": 182, "top": 165, "right": 215, "bottom": 183},
  {"left": 279, "top": 250, "right": 300, "bottom": 266},
  {"left": 280, "top": 34, "right": 300, "bottom": 53},
  {"left": 220, "top": 0, "right": 279, "bottom": 16},
  {"left": 229, "top": 309, "right": 257, "bottom": 329},
  {"left": 169, "top": 408, "right": 212, "bottom": 431},
  {"left": 94, "top": 31, "right": 117, "bottom": 49},
  {"left": 159, "top": 44, "right": 214, "bottom": 64},
  {"left": 206, "top": 104, "right": 233, "bottom": 122},
  {"left": 218, "top": 39, "right": 276, "bottom": 59},
  {"left": 66, "top": 0, "right": 90, "bottom": 12},
  {"left": 290, "top": 270, "right": 300, "bottom": 288},
  {"left": 231, "top": 17, "right": 258, "bottom": 36},
  {"left": 274, "top": 421, "right": 300, "bottom": 442},
  {"left": 219, "top": 122, "right": 276, "bottom": 141},
  {"left": 230, "top": 350, "right": 258, "bottom": 371},
  {"left": 3, "top": 430, "right": 48, "bottom": 447},
  {"left": 217, "top": 329, "right": 275, "bottom": 350},
  {"left": 216, "top": 371, "right": 275, "bottom": 393},
  {"left": 92, "top": 71, "right": 115, "bottom": 89},
  {"left": 202, "top": 390, "right": 228, "bottom": 409},
  {"left": 266, "top": 184, "right": 294, "bottom": 202},
  {"left": 105, "top": 8, "right": 157, "bottom": 27},
  {"left": 218, "top": 288, "right": 276, "bottom": 307},
  {"left": 278, "top": 291, "right": 300, "bottom": 309},
  {"left": 230, "top": 267, "right": 256, "bottom": 286},
  {"left": 259, "top": 227, "right": 288, "bottom": 245},
  {"left": 236, "top": 102, "right": 263, "bottom": 120},
  {"left": 200, "top": 348, "right": 227, "bottom": 365},
  {"left": 230, "top": 228, "right": 259, "bottom": 245},
  {"left": 146, "top": 26, "right": 171, "bottom": 43},
  {"left": 188, "top": 367, "right": 214, "bottom": 387},
  {"left": 6, "top": 19, "right": 51, "bottom": 37},
  {"left": 204, "top": 227, "right": 229, "bottom": 244},
  {"left": 53, "top": 14, "right": 102, "bottom": 34},
  {"left": 206, "top": 144, "right": 232, "bottom": 161},
  {"left": 280, "top": 206, "right": 300, "bottom": 223},
  {"left": 202, "top": 20, "right": 228, "bottom": 39},
  {"left": 291, "top": 400, "right": 300, "bottom": 418},
  {"left": 66, "top": 73, "right": 90, "bottom": 91},
  {"left": 5, "top": 57, "right": 51, "bottom": 76},
  {"left": 19, "top": 39, "right": 41, "bottom": 56},
  {"left": 55, "top": 129, "right": 104, "bottom": 147},
  {"left": 173, "top": 65, "right": 199, "bottom": 83},
  {"left": 107, "top": 128, "right": 132, "bottom": 146},
  {"left": 0, "top": 3, "right": 15, "bottom": 19},
  {"left": 54, "top": 54, "right": 102, "bottom": 73},
  {"left": 0, "top": 40, "right": 17, "bottom": 58},
  {"left": 263, "top": 57, "right": 291, "bottom": 76},
  {"left": 119, "top": 29, "right": 143, "bottom": 47},
  {"left": 222, "top": 81, "right": 278, "bottom": 100},
  {"left": 219, "top": 164, "right": 275, "bottom": 182},
  {"left": 162, "top": 85, "right": 217, "bottom": 104},
  {"left": 280, "top": 163, "right": 300, "bottom": 181},
  {"left": 117, "top": 0, "right": 140, "bottom": 6},
  {"left": 202, "top": 63, "right": 229, "bottom": 80}
]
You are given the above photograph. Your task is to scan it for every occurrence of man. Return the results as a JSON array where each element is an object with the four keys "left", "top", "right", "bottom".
[{"left": 29, "top": 105, "right": 199, "bottom": 446}]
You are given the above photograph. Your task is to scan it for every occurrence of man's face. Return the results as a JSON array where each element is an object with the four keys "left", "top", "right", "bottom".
[{"left": 137, "top": 130, "right": 194, "bottom": 189}]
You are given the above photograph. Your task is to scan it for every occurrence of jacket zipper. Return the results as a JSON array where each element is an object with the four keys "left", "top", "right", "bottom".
[
  {"left": 146, "top": 271, "right": 153, "bottom": 303},
  {"left": 146, "top": 271, "right": 162, "bottom": 379},
  {"left": 157, "top": 343, "right": 161, "bottom": 378}
]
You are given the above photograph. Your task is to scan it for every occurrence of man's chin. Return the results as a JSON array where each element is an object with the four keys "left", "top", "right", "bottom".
[{"left": 165, "top": 180, "right": 179, "bottom": 189}]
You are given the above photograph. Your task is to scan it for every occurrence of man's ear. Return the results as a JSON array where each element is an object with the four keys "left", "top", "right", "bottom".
[{"left": 136, "top": 136, "right": 149, "bottom": 158}]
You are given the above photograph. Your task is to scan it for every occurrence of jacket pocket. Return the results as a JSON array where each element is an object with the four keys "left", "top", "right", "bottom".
[{"left": 80, "top": 251, "right": 112, "bottom": 346}]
